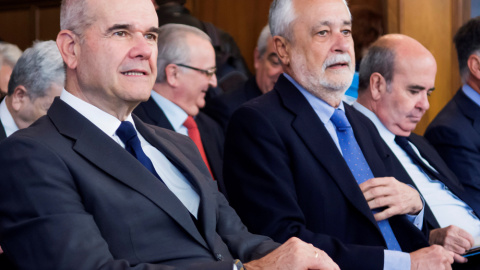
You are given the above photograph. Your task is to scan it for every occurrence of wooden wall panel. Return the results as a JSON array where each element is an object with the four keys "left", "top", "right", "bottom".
[
  {"left": 0, "top": 9, "right": 33, "bottom": 49},
  {"left": 189, "top": 0, "right": 271, "bottom": 72},
  {"left": 37, "top": 6, "right": 60, "bottom": 42}
]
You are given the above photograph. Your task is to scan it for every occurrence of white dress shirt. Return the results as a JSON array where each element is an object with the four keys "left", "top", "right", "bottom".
[
  {"left": 150, "top": 91, "right": 189, "bottom": 135},
  {"left": 353, "top": 102, "right": 480, "bottom": 246},
  {"left": 60, "top": 90, "right": 200, "bottom": 218},
  {"left": 0, "top": 98, "right": 19, "bottom": 137}
]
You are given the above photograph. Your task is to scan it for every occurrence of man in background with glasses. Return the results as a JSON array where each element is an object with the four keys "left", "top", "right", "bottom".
[{"left": 134, "top": 23, "right": 227, "bottom": 194}]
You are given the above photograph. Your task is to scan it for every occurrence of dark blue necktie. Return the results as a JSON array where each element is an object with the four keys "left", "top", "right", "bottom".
[
  {"left": 116, "top": 121, "right": 163, "bottom": 183},
  {"left": 395, "top": 136, "right": 440, "bottom": 180},
  {"left": 330, "top": 109, "right": 402, "bottom": 251}
]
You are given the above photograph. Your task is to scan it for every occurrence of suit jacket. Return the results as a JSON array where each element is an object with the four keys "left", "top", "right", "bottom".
[
  {"left": 376, "top": 131, "right": 480, "bottom": 230},
  {"left": 0, "top": 98, "right": 278, "bottom": 270},
  {"left": 425, "top": 89, "right": 480, "bottom": 198},
  {"left": 133, "top": 97, "right": 225, "bottom": 195},
  {"left": 223, "top": 75, "right": 429, "bottom": 270},
  {"left": 203, "top": 76, "right": 262, "bottom": 131}
]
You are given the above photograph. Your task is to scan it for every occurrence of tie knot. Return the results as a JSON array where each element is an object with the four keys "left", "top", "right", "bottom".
[
  {"left": 330, "top": 109, "right": 351, "bottom": 131},
  {"left": 116, "top": 121, "right": 137, "bottom": 145},
  {"left": 394, "top": 136, "right": 410, "bottom": 148},
  {"left": 183, "top": 116, "right": 197, "bottom": 130}
]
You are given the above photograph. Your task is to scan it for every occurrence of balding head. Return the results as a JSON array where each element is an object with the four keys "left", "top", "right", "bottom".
[{"left": 357, "top": 34, "right": 437, "bottom": 136}]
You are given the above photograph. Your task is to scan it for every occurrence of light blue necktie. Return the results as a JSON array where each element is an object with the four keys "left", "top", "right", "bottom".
[{"left": 330, "top": 109, "right": 402, "bottom": 251}]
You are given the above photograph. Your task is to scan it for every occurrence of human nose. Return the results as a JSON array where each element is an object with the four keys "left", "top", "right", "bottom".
[
  {"left": 417, "top": 92, "right": 430, "bottom": 111},
  {"left": 129, "top": 33, "right": 154, "bottom": 60},
  {"left": 209, "top": 73, "right": 218, "bottom": 88},
  {"left": 332, "top": 32, "right": 351, "bottom": 53}
]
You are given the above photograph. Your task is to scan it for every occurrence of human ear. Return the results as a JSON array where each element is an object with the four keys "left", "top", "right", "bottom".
[
  {"left": 273, "top": 36, "right": 290, "bottom": 66},
  {"left": 56, "top": 30, "right": 80, "bottom": 69},
  {"left": 370, "top": 72, "right": 387, "bottom": 101}
]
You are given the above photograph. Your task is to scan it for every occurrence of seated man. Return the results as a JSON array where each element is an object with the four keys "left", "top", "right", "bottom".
[
  {"left": 425, "top": 17, "right": 480, "bottom": 199},
  {"left": 0, "top": 40, "right": 64, "bottom": 141},
  {"left": 0, "top": 42, "right": 22, "bottom": 99},
  {"left": 0, "top": 0, "right": 338, "bottom": 269},
  {"left": 354, "top": 33, "right": 480, "bottom": 269},
  {"left": 203, "top": 24, "right": 283, "bottom": 131},
  {"left": 133, "top": 24, "right": 225, "bottom": 193},
  {"left": 223, "top": 0, "right": 454, "bottom": 269}
]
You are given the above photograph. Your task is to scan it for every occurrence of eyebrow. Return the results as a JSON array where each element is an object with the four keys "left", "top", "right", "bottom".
[
  {"left": 317, "top": 20, "right": 352, "bottom": 27},
  {"left": 106, "top": 24, "right": 160, "bottom": 34},
  {"left": 407, "top": 85, "right": 435, "bottom": 91}
]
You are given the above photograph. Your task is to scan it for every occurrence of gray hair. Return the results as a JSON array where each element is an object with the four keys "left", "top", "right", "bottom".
[
  {"left": 156, "top": 24, "right": 211, "bottom": 83},
  {"left": 358, "top": 45, "right": 395, "bottom": 93},
  {"left": 269, "top": 0, "right": 351, "bottom": 42},
  {"left": 60, "top": 0, "right": 94, "bottom": 36},
  {"left": 257, "top": 25, "right": 272, "bottom": 58},
  {"left": 0, "top": 42, "right": 22, "bottom": 68},
  {"left": 8, "top": 40, "right": 65, "bottom": 99}
]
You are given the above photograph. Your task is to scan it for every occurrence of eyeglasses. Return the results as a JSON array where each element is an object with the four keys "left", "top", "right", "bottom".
[{"left": 175, "top": 63, "right": 217, "bottom": 77}]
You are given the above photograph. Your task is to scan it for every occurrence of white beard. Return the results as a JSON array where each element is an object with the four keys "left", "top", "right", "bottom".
[{"left": 290, "top": 50, "right": 354, "bottom": 104}]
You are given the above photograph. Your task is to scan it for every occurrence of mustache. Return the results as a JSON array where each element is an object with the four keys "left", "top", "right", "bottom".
[{"left": 322, "top": 54, "right": 352, "bottom": 70}]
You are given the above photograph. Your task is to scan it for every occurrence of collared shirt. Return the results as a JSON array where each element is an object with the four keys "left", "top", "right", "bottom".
[
  {"left": 463, "top": 84, "right": 480, "bottom": 107},
  {"left": 353, "top": 102, "right": 480, "bottom": 246},
  {"left": 150, "top": 91, "right": 189, "bottom": 136},
  {"left": 60, "top": 89, "right": 200, "bottom": 218},
  {"left": 282, "top": 73, "right": 411, "bottom": 270},
  {"left": 0, "top": 98, "right": 19, "bottom": 137}
]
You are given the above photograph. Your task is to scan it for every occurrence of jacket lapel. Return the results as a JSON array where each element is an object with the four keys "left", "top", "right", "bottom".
[
  {"left": 48, "top": 99, "right": 209, "bottom": 249},
  {"left": 134, "top": 116, "right": 217, "bottom": 249},
  {"left": 456, "top": 89, "right": 480, "bottom": 136},
  {"left": 275, "top": 76, "right": 379, "bottom": 228}
]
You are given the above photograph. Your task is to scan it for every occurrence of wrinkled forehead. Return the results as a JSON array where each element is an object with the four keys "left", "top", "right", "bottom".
[{"left": 87, "top": 0, "right": 158, "bottom": 29}]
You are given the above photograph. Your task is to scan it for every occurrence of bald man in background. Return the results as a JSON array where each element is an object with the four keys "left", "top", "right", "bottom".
[{"left": 354, "top": 34, "right": 480, "bottom": 269}]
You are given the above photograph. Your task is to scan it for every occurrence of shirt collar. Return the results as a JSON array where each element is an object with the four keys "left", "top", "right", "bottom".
[
  {"left": 283, "top": 73, "right": 345, "bottom": 125},
  {"left": 150, "top": 90, "right": 188, "bottom": 131},
  {"left": 0, "top": 98, "right": 19, "bottom": 137},
  {"left": 462, "top": 84, "right": 480, "bottom": 107},
  {"left": 59, "top": 89, "right": 134, "bottom": 138},
  {"left": 352, "top": 102, "right": 396, "bottom": 143}
]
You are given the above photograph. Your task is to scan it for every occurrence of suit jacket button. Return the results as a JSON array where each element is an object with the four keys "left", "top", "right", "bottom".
[{"left": 215, "top": 253, "right": 223, "bottom": 261}]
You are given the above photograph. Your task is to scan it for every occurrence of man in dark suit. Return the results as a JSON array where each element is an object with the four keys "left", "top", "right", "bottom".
[
  {"left": 223, "top": 0, "right": 455, "bottom": 269},
  {"left": 425, "top": 17, "right": 480, "bottom": 200},
  {"left": 0, "top": 0, "right": 340, "bottom": 269},
  {"left": 133, "top": 24, "right": 225, "bottom": 193},
  {"left": 0, "top": 40, "right": 64, "bottom": 268},
  {"left": 354, "top": 33, "right": 480, "bottom": 268},
  {"left": 203, "top": 25, "right": 283, "bottom": 131},
  {"left": 0, "top": 40, "right": 64, "bottom": 142}
]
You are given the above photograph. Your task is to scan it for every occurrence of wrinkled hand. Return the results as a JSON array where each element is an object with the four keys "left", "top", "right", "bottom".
[
  {"left": 359, "top": 177, "right": 423, "bottom": 221},
  {"left": 430, "top": 225, "right": 474, "bottom": 263},
  {"left": 244, "top": 237, "right": 339, "bottom": 270},
  {"left": 410, "top": 245, "right": 454, "bottom": 270}
]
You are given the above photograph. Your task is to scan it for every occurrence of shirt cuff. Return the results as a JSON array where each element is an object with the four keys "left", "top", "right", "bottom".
[
  {"left": 384, "top": 250, "right": 411, "bottom": 270},
  {"left": 405, "top": 194, "right": 425, "bottom": 230}
]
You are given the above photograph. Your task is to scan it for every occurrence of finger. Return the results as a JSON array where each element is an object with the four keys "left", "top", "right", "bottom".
[
  {"left": 363, "top": 186, "right": 392, "bottom": 202},
  {"left": 373, "top": 207, "right": 397, "bottom": 221},
  {"left": 359, "top": 177, "right": 386, "bottom": 192},
  {"left": 455, "top": 228, "right": 475, "bottom": 248},
  {"left": 367, "top": 195, "right": 397, "bottom": 211},
  {"left": 454, "top": 253, "right": 468, "bottom": 264}
]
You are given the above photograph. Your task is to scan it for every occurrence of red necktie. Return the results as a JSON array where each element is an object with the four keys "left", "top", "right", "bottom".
[{"left": 183, "top": 116, "right": 214, "bottom": 178}]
